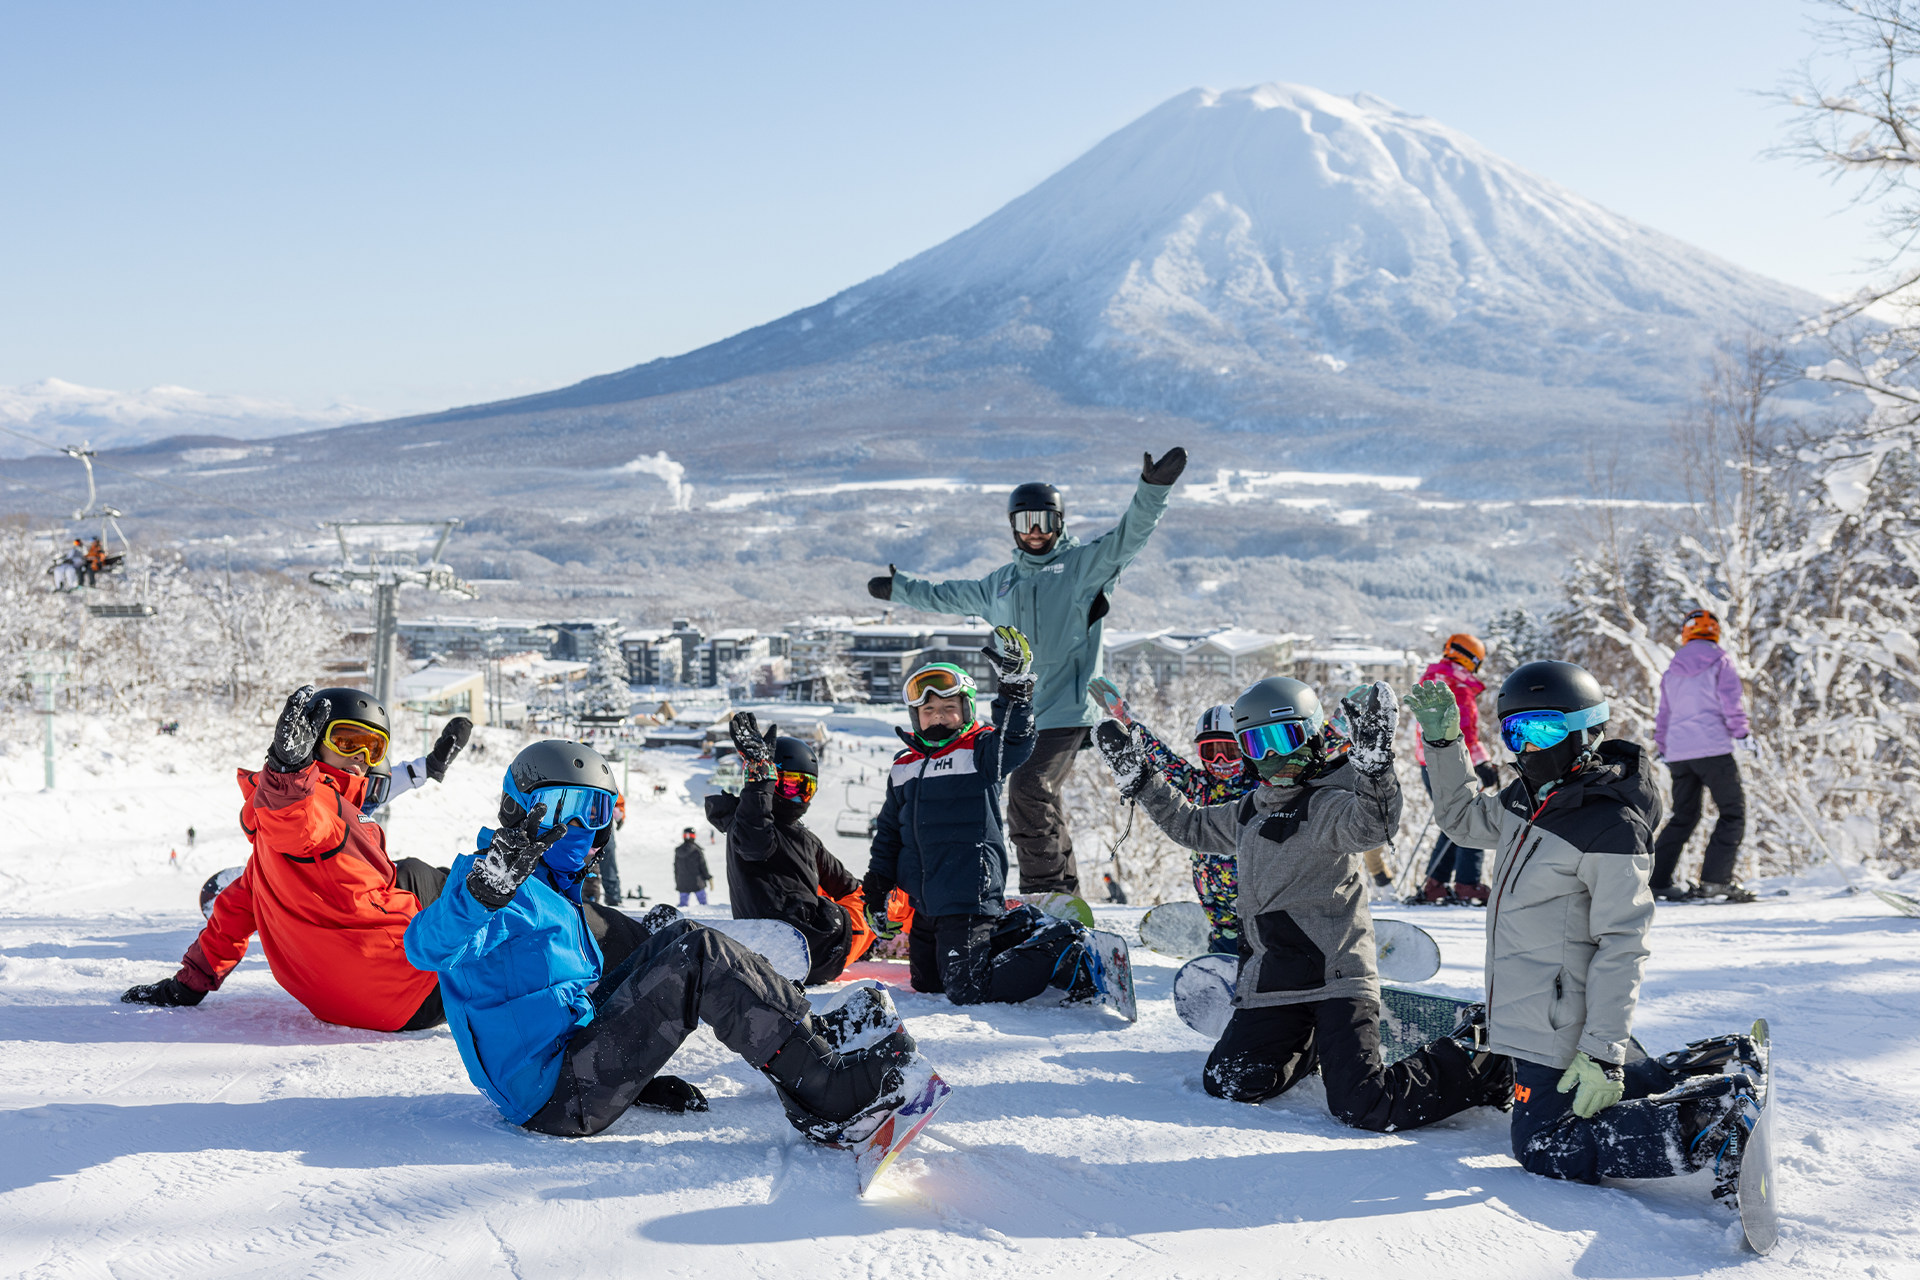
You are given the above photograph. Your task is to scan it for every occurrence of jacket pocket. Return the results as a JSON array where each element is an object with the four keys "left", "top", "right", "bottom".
[
  {"left": 1547, "top": 968, "right": 1585, "bottom": 1031},
  {"left": 1252, "top": 910, "right": 1326, "bottom": 992}
]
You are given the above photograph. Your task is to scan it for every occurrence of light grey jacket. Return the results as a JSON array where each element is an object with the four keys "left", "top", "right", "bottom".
[
  {"left": 1427, "top": 736, "right": 1659, "bottom": 1070},
  {"left": 1137, "top": 760, "right": 1400, "bottom": 1008}
]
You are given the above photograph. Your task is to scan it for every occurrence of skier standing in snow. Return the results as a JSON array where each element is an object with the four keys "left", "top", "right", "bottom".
[
  {"left": 1409, "top": 633, "right": 1498, "bottom": 905},
  {"left": 405, "top": 740, "right": 917, "bottom": 1138},
  {"left": 674, "top": 827, "right": 711, "bottom": 906},
  {"left": 866, "top": 448, "right": 1187, "bottom": 896},
  {"left": 1098, "top": 676, "right": 1506, "bottom": 1130},
  {"left": 1650, "top": 609, "right": 1756, "bottom": 903},
  {"left": 120, "top": 687, "right": 449, "bottom": 1030},
  {"left": 708, "top": 715, "right": 864, "bottom": 985},
  {"left": 1410, "top": 661, "right": 1759, "bottom": 1186},
  {"left": 863, "top": 628, "right": 1105, "bottom": 1005}
]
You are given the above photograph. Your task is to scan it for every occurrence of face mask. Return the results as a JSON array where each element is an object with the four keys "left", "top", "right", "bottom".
[
  {"left": 1519, "top": 734, "right": 1588, "bottom": 791},
  {"left": 541, "top": 824, "right": 599, "bottom": 882},
  {"left": 1256, "top": 742, "right": 1318, "bottom": 788},
  {"left": 773, "top": 796, "right": 811, "bottom": 823},
  {"left": 1204, "top": 756, "right": 1243, "bottom": 781}
]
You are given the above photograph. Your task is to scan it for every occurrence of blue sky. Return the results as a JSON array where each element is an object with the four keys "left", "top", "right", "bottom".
[{"left": 0, "top": 0, "right": 1886, "bottom": 417}]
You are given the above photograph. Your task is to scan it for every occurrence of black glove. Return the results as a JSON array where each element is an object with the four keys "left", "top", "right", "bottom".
[
  {"left": 867, "top": 565, "right": 895, "bottom": 601},
  {"left": 266, "top": 685, "right": 331, "bottom": 773},
  {"left": 636, "top": 1074, "right": 709, "bottom": 1113},
  {"left": 730, "top": 712, "right": 773, "bottom": 781},
  {"left": 639, "top": 903, "right": 684, "bottom": 934},
  {"left": 425, "top": 716, "right": 473, "bottom": 782},
  {"left": 1339, "top": 681, "right": 1399, "bottom": 777},
  {"left": 466, "top": 802, "right": 565, "bottom": 910},
  {"left": 1474, "top": 761, "right": 1500, "bottom": 791},
  {"left": 121, "top": 977, "right": 205, "bottom": 1007},
  {"left": 1141, "top": 447, "right": 1188, "bottom": 486},
  {"left": 1094, "top": 719, "right": 1152, "bottom": 800}
]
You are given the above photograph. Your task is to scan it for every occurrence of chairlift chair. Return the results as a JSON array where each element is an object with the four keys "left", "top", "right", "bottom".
[{"left": 58, "top": 441, "right": 154, "bottom": 616}]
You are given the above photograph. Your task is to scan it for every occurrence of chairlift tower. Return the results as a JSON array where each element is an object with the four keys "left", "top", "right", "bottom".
[
  {"left": 310, "top": 520, "right": 477, "bottom": 706},
  {"left": 20, "top": 651, "right": 70, "bottom": 791}
]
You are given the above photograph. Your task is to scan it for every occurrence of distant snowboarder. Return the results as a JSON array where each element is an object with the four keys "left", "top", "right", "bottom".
[
  {"left": 1650, "top": 609, "right": 1756, "bottom": 903},
  {"left": 675, "top": 826, "right": 711, "bottom": 906}
]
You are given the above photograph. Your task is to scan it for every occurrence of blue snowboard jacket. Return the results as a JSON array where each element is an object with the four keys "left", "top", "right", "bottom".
[{"left": 402, "top": 836, "right": 603, "bottom": 1125}]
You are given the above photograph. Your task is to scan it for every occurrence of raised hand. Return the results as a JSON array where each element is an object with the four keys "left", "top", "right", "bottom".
[
  {"left": 1094, "top": 719, "right": 1152, "bottom": 800},
  {"left": 1087, "top": 676, "right": 1133, "bottom": 726},
  {"left": 1141, "top": 447, "right": 1188, "bottom": 486},
  {"left": 467, "top": 802, "right": 566, "bottom": 910},
  {"left": 983, "top": 625, "right": 1036, "bottom": 700},
  {"left": 425, "top": 716, "right": 473, "bottom": 782},
  {"left": 1340, "top": 681, "right": 1399, "bottom": 777},
  {"left": 1404, "top": 679, "right": 1461, "bottom": 744},
  {"left": 267, "top": 685, "right": 331, "bottom": 773}
]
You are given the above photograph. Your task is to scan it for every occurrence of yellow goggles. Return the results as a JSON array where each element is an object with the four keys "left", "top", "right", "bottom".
[
  {"left": 323, "top": 719, "right": 390, "bottom": 766},
  {"left": 904, "top": 665, "right": 974, "bottom": 707}
]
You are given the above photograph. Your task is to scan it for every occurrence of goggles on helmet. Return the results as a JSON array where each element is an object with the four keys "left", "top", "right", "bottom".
[
  {"left": 904, "top": 665, "right": 974, "bottom": 707},
  {"left": 1500, "top": 703, "right": 1610, "bottom": 754},
  {"left": 774, "top": 769, "right": 818, "bottom": 802},
  {"left": 1010, "top": 509, "right": 1063, "bottom": 536},
  {"left": 528, "top": 784, "right": 618, "bottom": 831},
  {"left": 1237, "top": 719, "right": 1314, "bottom": 761},
  {"left": 1197, "top": 739, "right": 1241, "bottom": 764},
  {"left": 323, "top": 720, "right": 390, "bottom": 767}
]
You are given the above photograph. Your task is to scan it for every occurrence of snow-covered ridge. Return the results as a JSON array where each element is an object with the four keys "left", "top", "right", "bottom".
[{"left": 0, "top": 377, "right": 371, "bottom": 456}]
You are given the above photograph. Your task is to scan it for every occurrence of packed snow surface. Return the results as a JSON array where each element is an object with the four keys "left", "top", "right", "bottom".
[{"left": 3, "top": 725, "right": 1919, "bottom": 1278}]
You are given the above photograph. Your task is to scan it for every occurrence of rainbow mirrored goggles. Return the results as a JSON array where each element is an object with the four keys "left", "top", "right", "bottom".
[
  {"left": 1237, "top": 718, "right": 1314, "bottom": 761},
  {"left": 1500, "top": 703, "right": 1610, "bottom": 753},
  {"left": 322, "top": 720, "right": 389, "bottom": 766},
  {"left": 774, "top": 769, "right": 818, "bottom": 802}
]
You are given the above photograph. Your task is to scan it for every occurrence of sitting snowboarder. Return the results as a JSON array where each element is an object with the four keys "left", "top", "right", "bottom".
[
  {"left": 708, "top": 716, "right": 863, "bottom": 985},
  {"left": 1098, "top": 677, "right": 1503, "bottom": 1132},
  {"left": 1410, "top": 662, "right": 1759, "bottom": 1186},
  {"left": 863, "top": 628, "right": 1103, "bottom": 1006},
  {"left": 404, "top": 740, "right": 916, "bottom": 1139}
]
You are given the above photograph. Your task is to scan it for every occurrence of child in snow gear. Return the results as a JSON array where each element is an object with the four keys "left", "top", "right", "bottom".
[
  {"left": 1650, "top": 610, "right": 1755, "bottom": 903},
  {"left": 867, "top": 449, "right": 1186, "bottom": 896},
  {"left": 362, "top": 715, "right": 472, "bottom": 821},
  {"left": 707, "top": 714, "right": 863, "bottom": 985},
  {"left": 120, "top": 686, "right": 449, "bottom": 1031},
  {"left": 865, "top": 629, "right": 1097, "bottom": 1005},
  {"left": 675, "top": 826, "right": 711, "bottom": 906},
  {"left": 406, "top": 740, "right": 915, "bottom": 1139},
  {"left": 1408, "top": 633, "right": 1496, "bottom": 906},
  {"left": 1103, "top": 677, "right": 1499, "bottom": 1132},
  {"left": 1414, "top": 660, "right": 1756, "bottom": 1184}
]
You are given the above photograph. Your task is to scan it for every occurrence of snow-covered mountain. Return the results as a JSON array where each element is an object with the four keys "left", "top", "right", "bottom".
[{"left": 0, "top": 378, "right": 369, "bottom": 457}]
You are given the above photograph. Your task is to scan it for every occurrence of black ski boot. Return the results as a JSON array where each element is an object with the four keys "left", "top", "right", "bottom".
[
  {"left": 1371, "top": 870, "right": 1394, "bottom": 889},
  {"left": 1446, "top": 1002, "right": 1515, "bottom": 1110},
  {"left": 1697, "top": 881, "right": 1759, "bottom": 904},
  {"left": 1657, "top": 1033, "right": 1762, "bottom": 1078},
  {"left": 763, "top": 1022, "right": 915, "bottom": 1142},
  {"left": 1652, "top": 884, "right": 1695, "bottom": 903},
  {"left": 811, "top": 982, "right": 902, "bottom": 1051}
]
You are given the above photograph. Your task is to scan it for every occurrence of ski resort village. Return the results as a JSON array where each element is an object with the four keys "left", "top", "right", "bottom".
[{"left": 7, "top": 4, "right": 1920, "bottom": 1278}]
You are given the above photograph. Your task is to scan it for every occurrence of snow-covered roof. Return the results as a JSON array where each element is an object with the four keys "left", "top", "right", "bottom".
[{"left": 397, "top": 667, "right": 481, "bottom": 695}]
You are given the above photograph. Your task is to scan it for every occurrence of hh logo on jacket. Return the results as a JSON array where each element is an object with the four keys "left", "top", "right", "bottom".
[{"left": 891, "top": 743, "right": 982, "bottom": 788}]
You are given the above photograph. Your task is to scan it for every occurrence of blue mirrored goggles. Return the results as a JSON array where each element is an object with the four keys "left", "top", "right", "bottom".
[
  {"left": 524, "top": 784, "right": 618, "bottom": 831},
  {"left": 1500, "top": 703, "right": 1610, "bottom": 753},
  {"left": 1237, "top": 718, "right": 1314, "bottom": 761}
]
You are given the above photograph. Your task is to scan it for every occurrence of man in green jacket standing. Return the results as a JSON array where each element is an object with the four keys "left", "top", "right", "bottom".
[{"left": 866, "top": 447, "right": 1186, "bottom": 894}]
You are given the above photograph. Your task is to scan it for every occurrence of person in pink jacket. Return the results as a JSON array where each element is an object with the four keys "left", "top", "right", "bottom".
[
  {"left": 1410, "top": 634, "right": 1500, "bottom": 905},
  {"left": 1650, "top": 610, "right": 1754, "bottom": 903}
]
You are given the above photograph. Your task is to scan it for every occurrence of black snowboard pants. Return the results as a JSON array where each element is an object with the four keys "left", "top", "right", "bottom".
[
  {"left": 523, "top": 918, "right": 809, "bottom": 1137},
  {"left": 393, "top": 859, "right": 449, "bottom": 1031},
  {"left": 1510, "top": 1057, "right": 1688, "bottom": 1182},
  {"left": 1006, "top": 726, "right": 1088, "bottom": 894},
  {"left": 1651, "top": 753, "right": 1746, "bottom": 887},
  {"left": 1203, "top": 996, "right": 1485, "bottom": 1132},
  {"left": 907, "top": 903, "right": 1085, "bottom": 1006}
]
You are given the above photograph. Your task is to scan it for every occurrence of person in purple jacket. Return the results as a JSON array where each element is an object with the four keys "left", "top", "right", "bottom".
[{"left": 1650, "top": 610, "right": 1755, "bottom": 903}]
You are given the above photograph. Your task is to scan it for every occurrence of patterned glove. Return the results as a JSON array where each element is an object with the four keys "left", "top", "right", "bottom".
[
  {"left": 1339, "top": 681, "right": 1398, "bottom": 777},
  {"left": 1557, "top": 1051, "right": 1625, "bottom": 1118},
  {"left": 1404, "top": 679, "right": 1461, "bottom": 744},
  {"left": 730, "top": 712, "right": 773, "bottom": 782},
  {"left": 983, "top": 625, "right": 1036, "bottom": 700},
  {"left": 1094, "top": 719, "right": 1152, "bottom": 800},
  {"left": 266, "top": 685, "right": 331, "bottom": 773},
  {"left": 466, "top": 802, "right": 565, "bottom": 910},
  {"left": 425, "top": 716, "right": 472, "bottom": 782},
  {"left": 120, "top": 977, "right": 205, "bottom": 1007},
  {"left": 1087, "top": 676, "right": 1133, "bottom": 726}
]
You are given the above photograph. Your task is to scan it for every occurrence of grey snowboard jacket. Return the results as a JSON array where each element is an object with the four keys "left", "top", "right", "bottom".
[
  {"left": 1137, "top": 758, "right": 1400, "bottom": 1008},
  {"left": 1426, "top": 736, "right": 1660, "bottom": 1071}
]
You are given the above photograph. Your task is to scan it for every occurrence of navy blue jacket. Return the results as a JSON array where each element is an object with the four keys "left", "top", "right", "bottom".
[{"left": 867, "top": 692, "right": 1035, "bottom": 918}]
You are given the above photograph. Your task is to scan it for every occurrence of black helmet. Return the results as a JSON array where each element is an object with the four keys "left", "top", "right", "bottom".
[
  {"left": 500, "top": 739, "right": 618, "bottom": 827},
  {"left": 1007, "top": 482, "right": 1064, "bottom": 518},
  {"left": 1230, "top": 676, "right": 1323, "bottom": 736},
  {"left": 312, "top": 687, "right": 388, "bottom": 736},
  {"left": 1497, "top": 661, "right": 1606, "bottom": 719},
  {"left": 773, "top": 735, "right": 818, "bottom": 776}
]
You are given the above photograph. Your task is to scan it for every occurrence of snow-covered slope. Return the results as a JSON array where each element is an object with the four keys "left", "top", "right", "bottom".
[{"left": 0, "top": 378, "right": 369, "bottom": 456}]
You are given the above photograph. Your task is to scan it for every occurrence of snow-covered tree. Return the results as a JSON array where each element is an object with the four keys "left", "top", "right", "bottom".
[{"left": 579, "top": 626, "right": 632, "bottom": 717}]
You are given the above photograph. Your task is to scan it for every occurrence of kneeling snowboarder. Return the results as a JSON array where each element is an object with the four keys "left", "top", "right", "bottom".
[
  {"left": 1098, "top": 676, "right": 1502, "bottom": 1132},
  {"left": 404, "top": 740, "right": 917, "bottom": 1141}
]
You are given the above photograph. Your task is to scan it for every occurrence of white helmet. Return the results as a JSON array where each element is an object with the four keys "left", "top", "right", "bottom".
[{"left": 1194, "top": 704, "right": 1235, "bottom": 744}]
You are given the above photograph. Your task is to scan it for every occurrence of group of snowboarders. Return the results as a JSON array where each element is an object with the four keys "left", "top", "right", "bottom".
[{"left": 112, "top": 445, "right": 1768, "bottom": 1215}]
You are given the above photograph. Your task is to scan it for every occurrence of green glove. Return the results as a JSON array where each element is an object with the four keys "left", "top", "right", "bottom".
[
  {"left": 1556, "top": 1051, "right": 1625, "bottom": 1119},
  {"left": 1404, "top": 679, "right": 1461, "bottom": 744}
]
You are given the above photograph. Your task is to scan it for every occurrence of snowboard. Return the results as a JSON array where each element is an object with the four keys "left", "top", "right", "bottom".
[
  {"left": 1139, "top": 900, "right": 1212, "bottom": 958},
  {"left": 1732, "top": 1018, "right": 1778, "bottom": 1255},
  {"left": 1086, "top": 928, "right": 1138, "bottom": 1022},
  {"left": 1008, "top": 892, "right": 1095, "bottom": 927},
  {"left": 1172, "top": 959, "right": 1478, "bottom": 1061},
  {"left": 1171, "top": 953, "right": 1237, "bottom": 1039},
  {"left": 807, "top": 980, "right": 952, "bottom": 1195},
  {"left": 1873, "top": 887, "right": 1920, "bottom": 919},
  {"left": 703, "top": 918, "right": 811, "bottom": 981},
  {"left": 1375, "top": 918, "right": 1442, "bottom": 983},
  {"left": 199, "top": 866, "right": 245, "bottom": 919}
]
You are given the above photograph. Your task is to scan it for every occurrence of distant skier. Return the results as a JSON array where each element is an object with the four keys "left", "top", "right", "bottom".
[
  {"left": 405, "top": 740, "right": 917, "bottom": 1139},
  {"left": 186, "top": 825, "right": 196, "bottom": 849},
  {"left": 1650, "top": 610, "right": 1755, "bottom": 903},
  {"left": 1098, "top": 676, "right": 1505, "bottom": 1131},
  {"left": 1409, "top": 633, "right": 1497, "bottom": 906},
  {"left": 120, "top": 687, "right": 448, "bottom": 1031},
  {"left": 1410, "top": 661, "right": 1758, "bottom": 1187},
  {"left": 863, "top": 628, "right": 1104, "bottom": 1006},
  {"left": 866, "top": 447, "right": 1187, "bottom": 896},
  {"left": 707, "top": 715, "right": 863, "bottom": 985},
  {"left": 674, "top": 826, "right": 711, "bottom": 906},
  {"left": 361, "top": 715, "right": 473, "bottom": 824}
]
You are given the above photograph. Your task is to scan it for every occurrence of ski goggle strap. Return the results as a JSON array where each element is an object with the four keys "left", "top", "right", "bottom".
[
  {"left": 529, "top": 784, "right": 618, "bottom": 831},
  {"left": 1010, "top": 509, "right": 1063, "bottom": 535},
  {"left": 1197, "top": 739, "right": 1240, "bottom": 764},
  {"left": 1500, "top": 703, "right": 1610, "bottom": 753},
  {"left": 904, "top": 665, "right": 974, "bottom": 707},
  {"left": 1237, "top": 719, "right": 1314, "bottom": 761},
  {"left": 774, "top": 769, "right": 818, "bottom": 802},
  {"left": 323, "top": 720, "right": 389, "bottom": 766}
]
